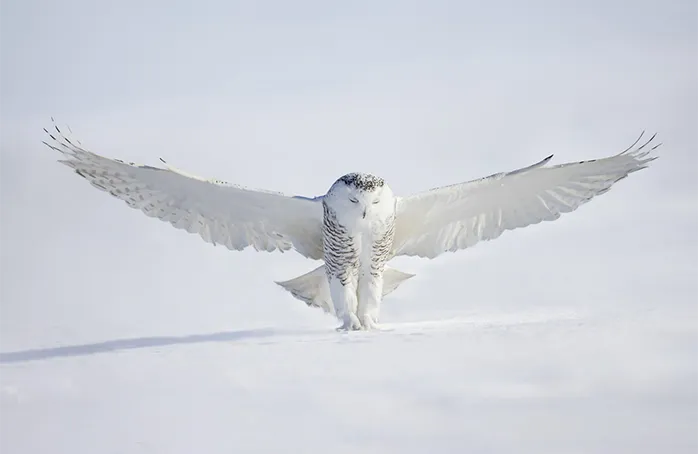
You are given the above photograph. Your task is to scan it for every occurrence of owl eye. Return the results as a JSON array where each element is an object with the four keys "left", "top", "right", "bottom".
[
  {"left": 349, "top": 197, "right": 359, "bottom": 203},
  {"left": 372, "top": 200, "right": 379, "bottom": 204}
]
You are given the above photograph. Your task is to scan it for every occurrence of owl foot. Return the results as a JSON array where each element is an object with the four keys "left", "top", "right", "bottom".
[
  {"left": 336, "top": 313, "right": 362, "bottom": 331},
  {"left": 360, "top": 314, "right": 381, "bottom": 331}
]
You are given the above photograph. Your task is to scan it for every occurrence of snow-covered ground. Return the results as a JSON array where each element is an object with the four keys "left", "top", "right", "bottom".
[
  {"left": 2, "top": 307, "right": 696, "bottom": 453},
  {"left": 2, "top": 0, "right": 697, "bottom": 452}
]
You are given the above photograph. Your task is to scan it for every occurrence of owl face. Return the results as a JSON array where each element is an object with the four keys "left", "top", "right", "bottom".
[{"left": 326, "top": 173, "right": 395, "bottom": 227}]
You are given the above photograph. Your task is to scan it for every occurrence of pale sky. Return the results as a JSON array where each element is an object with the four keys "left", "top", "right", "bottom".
[{"left": 1, "top": 0, "right": 696, "bottom": 345}]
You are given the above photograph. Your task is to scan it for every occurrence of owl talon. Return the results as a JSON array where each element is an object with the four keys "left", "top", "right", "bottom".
[
  {"left": 361, "top": 314, "right": 380, "bottom": 330},
  {"left": 336, "top": 313, "right": 362, "bottom": 331}
]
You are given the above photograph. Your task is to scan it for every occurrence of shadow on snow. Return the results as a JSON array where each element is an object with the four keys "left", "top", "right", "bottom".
[
  {"left": 0, "top": 312, "right": 583, "bottom": 364},
  {"left": 0, "top": 327, "right": 288, "bottom": 364}
]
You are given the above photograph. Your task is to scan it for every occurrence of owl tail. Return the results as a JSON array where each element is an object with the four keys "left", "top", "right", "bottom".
[{"left": 275, "top": 265, "right": 415, "bottom": 316}]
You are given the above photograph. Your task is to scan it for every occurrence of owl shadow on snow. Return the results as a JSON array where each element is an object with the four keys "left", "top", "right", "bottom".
[{"left": 0, "top": 327, "right": 311, "bottom": 364}]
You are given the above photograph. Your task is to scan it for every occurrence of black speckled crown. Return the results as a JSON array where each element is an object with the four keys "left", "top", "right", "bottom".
[{"left": 339, "top": 173, "right": 385, "bottom": 191}]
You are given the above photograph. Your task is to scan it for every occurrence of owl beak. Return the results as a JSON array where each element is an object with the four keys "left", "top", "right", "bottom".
[{"left": 362, "top": 208, "right": 367, "bottom": 219}]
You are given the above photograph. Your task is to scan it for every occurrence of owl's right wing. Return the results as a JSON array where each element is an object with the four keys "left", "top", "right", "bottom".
[
  {"left": 44, "top": 123, "right": 325, "bottom": 260},
  {"left": 392, "top": 132, "right": 661, "bottom": 259}
]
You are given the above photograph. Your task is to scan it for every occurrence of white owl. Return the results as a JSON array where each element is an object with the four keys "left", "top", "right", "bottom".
[{"left": 43, "top": 123, "right": 660, "bottom": 330}]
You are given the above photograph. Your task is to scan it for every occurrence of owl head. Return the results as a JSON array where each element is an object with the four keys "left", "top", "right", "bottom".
[{"left": 325, "top": 172, "right": 395, "bottom": 222}]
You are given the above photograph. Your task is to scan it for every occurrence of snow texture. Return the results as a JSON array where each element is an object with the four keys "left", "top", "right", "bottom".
[{"left": 1, "top": 310, "right": 696, "bottom": 453}]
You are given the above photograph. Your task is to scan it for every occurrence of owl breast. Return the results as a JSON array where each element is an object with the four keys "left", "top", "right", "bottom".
[{"left": 322, "top": 201, "right": 395, "bottom": 284}]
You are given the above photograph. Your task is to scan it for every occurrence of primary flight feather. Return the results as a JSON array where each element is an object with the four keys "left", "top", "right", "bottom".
[{"left": 44, "top": 122, "right": 661, "bottom": 330}]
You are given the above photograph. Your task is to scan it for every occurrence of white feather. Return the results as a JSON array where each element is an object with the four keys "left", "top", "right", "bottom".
[
  {"left": 392, "top": 132, "right": 661, "bottom": 259},
  {"left": 43, "top": 123, "right": 324, "bottom": 259}
]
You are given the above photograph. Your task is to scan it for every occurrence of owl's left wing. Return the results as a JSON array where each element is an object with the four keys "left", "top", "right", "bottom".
[
  {"left": 43, "top": 123, "right": 325, "bottom": 259},
  {"left": 391, "top": 133, "right": 661, "bottom": 259}
]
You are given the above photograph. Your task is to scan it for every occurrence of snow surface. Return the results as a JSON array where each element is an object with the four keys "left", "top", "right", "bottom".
[
  {"left": 2, "top": 307, "right": 696, "bottom": 453},
  {"left": 2, "top": 0, "right": 697, "bottom": 452}
]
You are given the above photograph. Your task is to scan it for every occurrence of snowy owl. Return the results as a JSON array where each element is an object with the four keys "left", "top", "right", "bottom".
[{"left": 43, "top": 123, "right": 661, "bottom": 330}]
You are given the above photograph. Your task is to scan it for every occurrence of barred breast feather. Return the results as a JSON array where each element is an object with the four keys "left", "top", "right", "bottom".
[{"left": 322, "top": 201, "right": 358, "bottom": 285}]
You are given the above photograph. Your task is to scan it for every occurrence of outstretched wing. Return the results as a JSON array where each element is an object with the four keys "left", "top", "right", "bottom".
[
  {"left": 392, "top": 132, "right": 661, "bottom": 259},
  {"left": 43, "top": 122, "right": 324, "bottom": 259}
]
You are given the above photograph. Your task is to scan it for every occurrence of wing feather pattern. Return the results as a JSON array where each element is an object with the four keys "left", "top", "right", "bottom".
[
  {"left": 392, "top": 132, "right": 661, "bottom": 259},
  {"left": 43, "top": 122, "right": 324, "bottom": 259}
]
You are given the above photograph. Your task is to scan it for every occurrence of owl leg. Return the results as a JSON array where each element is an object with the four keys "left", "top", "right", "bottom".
[
  {"left": 329, "top": 277, "right": 361, "bottom": 331},
  {"left": 357, "top": 273, "right": 383, "bottom": 330}
]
